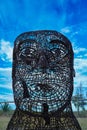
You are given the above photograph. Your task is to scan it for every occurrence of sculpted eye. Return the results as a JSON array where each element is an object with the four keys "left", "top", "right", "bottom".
[
  {"left": 19, "top": 48, "right": 37, "bottom": 66},
  {"left": 51, "top": 48, "right": 60, "bottom": 57},
  {"left": 50, "top": 40, "right": 68, "bottom": 61},
  {"left": 18, "top": 39, "right": 39, "bottom": 61},
  {"left": 21, "top": 48, "right": 35, "bottom": 57}
]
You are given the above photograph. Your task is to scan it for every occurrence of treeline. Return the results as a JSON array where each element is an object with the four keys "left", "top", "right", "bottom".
[{"left": 72, "top": 83, "right": 87, "bottom": 115}]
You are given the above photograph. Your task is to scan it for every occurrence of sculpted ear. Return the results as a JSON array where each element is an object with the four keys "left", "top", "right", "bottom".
[{"left": 73, "top": 68, "right": 75, "bottom": 77}]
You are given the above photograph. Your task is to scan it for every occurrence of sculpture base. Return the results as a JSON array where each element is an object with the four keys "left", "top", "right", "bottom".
[{"left": 7, "top": 105, "right": 81, "bottom": 130}]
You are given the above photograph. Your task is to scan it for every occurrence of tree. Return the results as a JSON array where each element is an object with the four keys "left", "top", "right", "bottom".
[
  {"left": 72, "top": 83, "right": 87, "bottom": 115},
  {"left": 0, "top": 102, "right": 11, "bottom": 112}
]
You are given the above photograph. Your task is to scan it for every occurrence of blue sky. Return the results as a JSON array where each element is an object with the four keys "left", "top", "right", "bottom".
[{"left": 0, "top": 0, "right": 87, "bottom": 102}]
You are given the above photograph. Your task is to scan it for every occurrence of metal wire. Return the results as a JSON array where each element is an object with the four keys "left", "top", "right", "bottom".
[{"left": 7, "top": 30, "right": 82, "bottom": 130}]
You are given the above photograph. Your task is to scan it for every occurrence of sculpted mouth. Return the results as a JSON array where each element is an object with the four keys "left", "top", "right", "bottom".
[
  {"left": 36, "top": 83, "right": 53, "bottom": 92},
  {"left": 24, "top": 75, "right": 69, "bottom": 113}
]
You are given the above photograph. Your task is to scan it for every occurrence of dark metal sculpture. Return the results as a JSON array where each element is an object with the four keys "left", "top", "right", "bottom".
[{"left": 7, "top": 30, "right": 82, "bottom": 130}]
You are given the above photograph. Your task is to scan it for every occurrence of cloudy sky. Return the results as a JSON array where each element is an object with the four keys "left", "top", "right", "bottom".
[{"left": 0, "top": 0, "right": 87, "bottom": 102}]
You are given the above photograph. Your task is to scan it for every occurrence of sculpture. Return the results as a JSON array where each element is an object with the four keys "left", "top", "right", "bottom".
[{"left": 7, "top": 30, "right": 82, "bottom": 130}]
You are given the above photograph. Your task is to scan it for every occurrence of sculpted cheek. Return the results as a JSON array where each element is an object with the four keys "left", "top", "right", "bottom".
[{"left": 7, "top": 31, "right": 81, "bottom": 130}]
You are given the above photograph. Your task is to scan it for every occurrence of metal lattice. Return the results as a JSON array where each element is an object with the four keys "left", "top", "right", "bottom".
[{"left": 7, "top": 30, "right": 82, "bottom": 130}]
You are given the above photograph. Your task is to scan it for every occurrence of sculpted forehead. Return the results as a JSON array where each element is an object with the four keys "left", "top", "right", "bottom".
[
  {"left": 19, "top": 36, "right": 59, "bottom": 51},
  {"left": 14, "top": 30, "right": 72, "bottom": 52},
  {"left": 15, "top": 31, "right": 58, "bottom": 50},
  {"left": 16, "top": 30, "right": 58, "bottom": 42}
]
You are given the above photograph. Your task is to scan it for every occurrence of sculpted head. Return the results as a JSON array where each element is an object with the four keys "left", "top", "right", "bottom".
[{"left": 13, "top": 30, "right": 74, "bottom": 114}]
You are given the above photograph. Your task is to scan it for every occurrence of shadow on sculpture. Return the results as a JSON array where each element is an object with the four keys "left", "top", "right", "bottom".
[{"left": 7, "top": 30, "right": 82, "bottom": 130}]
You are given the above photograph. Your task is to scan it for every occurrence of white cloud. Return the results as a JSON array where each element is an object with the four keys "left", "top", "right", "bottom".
[
  {"left": 0, "top": 39, "right": 13, "bottom": 62},
  {"left": 84, "top": 53, "right": 87, "bottom": 57},
  {"left": 74, "top": 74, "right": 87, "bottom": 87},
  {"left": 0, "top": 67, "right": 12, "bottom": 71},
  {"left": 0, "top": 93, "right": 14, "bottom": 102},
  {"left": 0, "top": 67, "right": 14, "bottom": 102},
  {"left": 0, "top": 67, "right": 12, "bottom": 78},
  {"left": 74, "top": 47, "right": 87, "bottom": 54},
  {"left": 74, "top": 58, "right": 87, "bottom": 87},
  {"left": 0, "top": 67, "right": 12, "bottom": 89},
  {"left": 74, "top": 58, "right": 87, "bottom": 70},
  {"left": 0, "top": 82, "right": 12, "bottom": 89},
  {"left": 61, "top": 27, "right": 71, "bottom": 33}
]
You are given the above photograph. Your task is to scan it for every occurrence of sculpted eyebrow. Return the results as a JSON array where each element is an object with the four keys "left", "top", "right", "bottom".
[
  {"left": 18, "top": 39, "right": 36, "bottom": 50},
  {"left": 50, "top": 39, "right": 68, "bottom": 48},
  {"left": 50, "top": 39, "right": 60, "bottom": 43}
]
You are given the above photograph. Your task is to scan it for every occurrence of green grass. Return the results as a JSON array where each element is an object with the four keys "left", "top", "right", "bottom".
[
  {"left": 0, "top": 110, "right": 13, "bottom": 130},
  {"left": 78, "top": 118, "right": 87, "bottom": 130},
  {"left": 0, "top": 116, "right": 10, "bottom": 130}
]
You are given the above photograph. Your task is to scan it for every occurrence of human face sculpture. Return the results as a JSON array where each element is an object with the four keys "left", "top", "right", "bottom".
[{"left": 13, "top": 30, "right": 73, "bottom": 114}]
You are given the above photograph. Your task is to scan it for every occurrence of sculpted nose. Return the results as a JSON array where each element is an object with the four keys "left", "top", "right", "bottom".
[{"left": 38, "top": 52, "right": 48, "bottom": 70}]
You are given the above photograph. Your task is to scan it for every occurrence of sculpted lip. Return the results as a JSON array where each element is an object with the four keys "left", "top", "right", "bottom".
[{"left": 36, "top": 83, "right": 53, "bottom": 91}]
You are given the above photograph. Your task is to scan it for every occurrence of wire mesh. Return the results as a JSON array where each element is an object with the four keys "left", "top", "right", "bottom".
[{"left": 7, "top": 30, "right": 82, "bottom": 130}]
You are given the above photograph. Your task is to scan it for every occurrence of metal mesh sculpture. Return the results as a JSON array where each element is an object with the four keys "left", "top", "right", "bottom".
[{"left": 7, "top": 30, "right": 82, "bottom": 130}]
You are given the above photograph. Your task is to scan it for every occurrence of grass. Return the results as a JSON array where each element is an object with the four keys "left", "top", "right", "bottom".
[
  {"left": 0, "top": 110, "right": 87, "bottom": 130},
  {"left": 0, "top": 116, "right": 10, "bottom": 130},
  {"left": 78, "top": 118, "right": 87, "bottom": 130}
]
